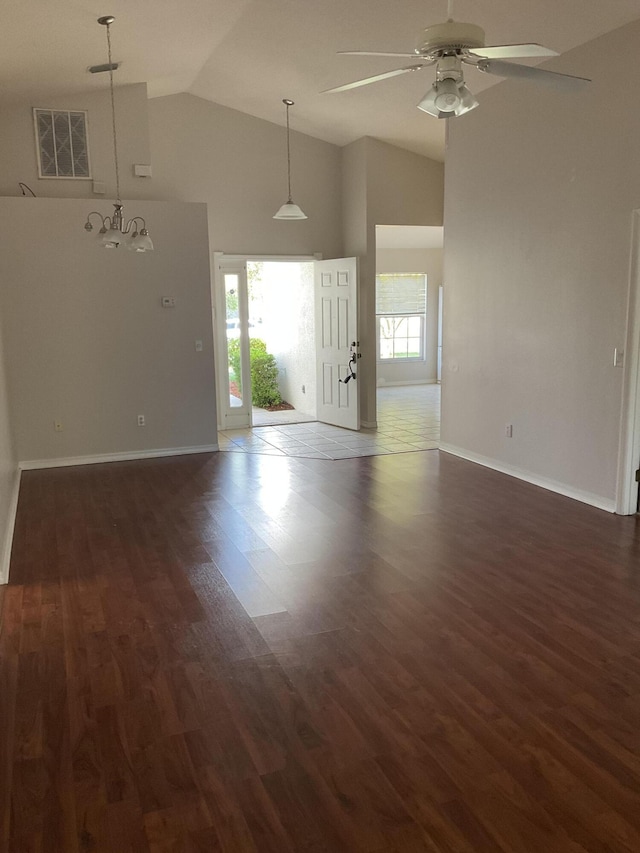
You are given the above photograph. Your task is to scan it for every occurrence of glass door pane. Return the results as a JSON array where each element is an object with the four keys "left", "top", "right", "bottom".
[
  {"left": 224, "top": 273, "right": 243, "bottom": 409},
  {"left": 217, "top": 261, "right": 251, "bottom": 430}
]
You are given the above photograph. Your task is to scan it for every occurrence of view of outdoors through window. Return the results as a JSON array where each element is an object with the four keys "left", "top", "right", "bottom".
[{"left": 376, "top": 273, "right": 427, "bottom": 360}]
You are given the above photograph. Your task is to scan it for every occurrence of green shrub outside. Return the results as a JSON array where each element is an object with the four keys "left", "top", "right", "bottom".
[
  {"left": 251, "top": 352, "right": 282, "bottom": 407},
  {"left": 227, "top": 337, "right": 282, "bottom": 407}
]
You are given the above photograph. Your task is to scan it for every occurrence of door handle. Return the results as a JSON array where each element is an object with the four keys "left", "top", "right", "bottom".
[{"left": 340, "top": 347, "right": 358, "bottom": 383}]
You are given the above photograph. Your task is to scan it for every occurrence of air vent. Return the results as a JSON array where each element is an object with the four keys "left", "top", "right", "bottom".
[
  {"left": 33, "top": 109, "right": 91, "bottom": 179},
  {"left": 88, "top": 62, "right": 120, "bottom": 74}
]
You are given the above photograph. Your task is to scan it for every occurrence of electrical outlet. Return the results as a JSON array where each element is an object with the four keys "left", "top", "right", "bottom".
[
  {"left": 54, "top": 420, "right": 63, "bottom": 432},
  {"left": 137, "top": 414, "right": 145, "bottom": 427},
  {"left": 161, "top": 297, "right": 176, "bottom": 308},
  {"left": 505, "top": 423, "right": 513, "bottom": 438},
  {"left": 301, "top": 384, "right": 306, "bottom": 394},
  {"left": 614, "top": 348, "right": 624, "bottom": 368},
  {"left": 195, "top": 340, "right": 203, "bottom": 352}
]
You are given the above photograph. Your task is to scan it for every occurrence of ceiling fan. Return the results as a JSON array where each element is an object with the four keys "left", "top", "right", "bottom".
[{"left": 322, "top": 0, "right": 590, "bottom": 117}]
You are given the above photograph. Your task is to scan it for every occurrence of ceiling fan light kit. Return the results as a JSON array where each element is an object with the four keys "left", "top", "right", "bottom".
[
  {"left": 324, "top": 3, "right": 591, "bottom": 119},
  {"left": 83, "top": 16, "right": 154, "bottom": 250},
  {"left": 417, "top": 55, "right": 479, "bottom": 118}
]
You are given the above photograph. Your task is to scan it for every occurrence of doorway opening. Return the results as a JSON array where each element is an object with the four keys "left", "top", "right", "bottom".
[
  {"left": 215, "top": 253, "right": 359, "bottom": 436},
  {"left": 374, "top": 224, "right": 444, "bottom": 447},
  {"left": 216, "top": 256, "right": 317, "bottom": 430}
]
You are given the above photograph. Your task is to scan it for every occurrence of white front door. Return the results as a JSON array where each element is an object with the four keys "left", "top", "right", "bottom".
[{"left": 315, "top": 257, "right": 360, "bottom": 430}]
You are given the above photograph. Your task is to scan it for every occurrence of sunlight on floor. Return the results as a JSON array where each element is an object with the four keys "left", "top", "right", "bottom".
[{"left": 218, "top": 384, "right": 440, "bottom": 459}]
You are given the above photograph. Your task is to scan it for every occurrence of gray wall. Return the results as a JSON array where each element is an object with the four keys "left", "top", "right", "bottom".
[
  {"left": 147, "top": 94, "right": 343, "bottom": 259},
  {"left": 0, "top": 198, "right": 217, "bottom": 464},
  {"left": 442, "top": 20, "right": 640, "bottom": 508},
  {"left": 0, "top": 84, "right": 153, "bottom": 201}
]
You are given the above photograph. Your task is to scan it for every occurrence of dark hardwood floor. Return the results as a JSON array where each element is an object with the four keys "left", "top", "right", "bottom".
[{"left": 2, "top": 448, "right": 640, "bottom": 851}]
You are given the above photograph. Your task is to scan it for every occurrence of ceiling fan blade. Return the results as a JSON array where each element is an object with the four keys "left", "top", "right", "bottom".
[
  {"left": 477, "top": 58, "right": 591, "bottom": 92},
  {"left": 338, "top": 50, "right": 420, "bottom": 58},
  {"left": 469, "top": 43, "right": 558, "bottom": 59},
  {"left": 322, "top": 64, "right": 426, "bottom": 94}
]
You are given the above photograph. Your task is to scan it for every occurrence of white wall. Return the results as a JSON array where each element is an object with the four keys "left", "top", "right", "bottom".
[
  {"left": 147, "top": 94, "right": 343, "bottom": 259},
  {"left": 0, "top": 198, "right": 217, "bottom": 465},
  {"left": 0, "top": 84, "right": 153, "bottom": 201},
  {"left": 0, "top": 324, "right": 17, "bottom": 584},
  {"left": 375, "top": 248, "right": 442, "bottom": 385},
  {"left": 259, "top": 262, "right": 317, "bottom": 418},
  {"left": 443, "top": 20, "right": 640, "bottom": 509}
]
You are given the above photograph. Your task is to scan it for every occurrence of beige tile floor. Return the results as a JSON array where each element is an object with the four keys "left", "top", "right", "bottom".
[{"left": 218, "top": 384, "right": 440, "bottom": 460}]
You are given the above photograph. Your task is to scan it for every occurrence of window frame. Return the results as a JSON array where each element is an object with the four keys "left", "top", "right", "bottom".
[{"left": 375, "top": 273, "right": 427, "bottom": 363}]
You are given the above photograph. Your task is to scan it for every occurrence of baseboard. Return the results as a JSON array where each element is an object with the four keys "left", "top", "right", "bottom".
[
  {"left": 439, "top": 443, "right": 616, "bottom": 514},
  {"left": 361, "top": 420, "right": 377, "bottom": 429},
  {"left": 19, "top": 444, "right": 219, "bottom": 471},
  {"left": 1, "top": 468, "right": 21, "bottom": 584}
]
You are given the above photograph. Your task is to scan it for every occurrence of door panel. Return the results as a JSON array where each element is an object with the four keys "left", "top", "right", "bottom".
[{"left": 315, "top": 257, "right": 359, "bottom": 430}]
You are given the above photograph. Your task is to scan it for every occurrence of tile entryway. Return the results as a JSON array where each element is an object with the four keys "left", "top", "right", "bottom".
[{"left": 218, "top": 384, "right": 440, "bottom": 459}]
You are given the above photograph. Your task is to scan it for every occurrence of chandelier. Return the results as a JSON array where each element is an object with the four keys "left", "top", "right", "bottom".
[{"left": 83, "top": 16, "right": 153, "bottom": 251}]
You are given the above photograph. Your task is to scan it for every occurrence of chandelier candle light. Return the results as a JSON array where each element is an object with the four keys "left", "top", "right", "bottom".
[
  {"left": 84, "top": 16, "right": 153, "bottom": 251},
  {"left": 273, "top": 99, "right": 307, "bottom": 220}
]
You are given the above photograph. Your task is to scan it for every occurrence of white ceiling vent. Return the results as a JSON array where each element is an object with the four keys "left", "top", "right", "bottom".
[{"left": 33, "top": 108, "right": 91, "bottom": 179}]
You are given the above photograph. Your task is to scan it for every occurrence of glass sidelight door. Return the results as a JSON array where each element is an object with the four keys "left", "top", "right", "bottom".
[{"left": 216, "top": 259, "right": 252, "bottom": 429}]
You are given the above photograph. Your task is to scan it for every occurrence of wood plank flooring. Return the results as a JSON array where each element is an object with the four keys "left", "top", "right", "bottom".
[{"left": 2, "top": 449, "right": 640, "bottom": 851}]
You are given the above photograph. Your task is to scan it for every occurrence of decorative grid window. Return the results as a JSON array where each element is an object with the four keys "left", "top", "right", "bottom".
[
  {"left": 33, "top": 109, "right": 91, "bottom": 179},
  {"left": 376, "top": 273, "right": 427, "bottom": 361}
]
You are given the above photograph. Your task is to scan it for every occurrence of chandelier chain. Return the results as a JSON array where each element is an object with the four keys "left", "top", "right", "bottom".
[{"left": 105, "top": 21, "right": 121, "bottom": 204}]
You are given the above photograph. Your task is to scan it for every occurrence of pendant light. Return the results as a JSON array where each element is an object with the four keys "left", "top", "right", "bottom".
[
  {"left": 83, "top": 16, "right": 154, "bottom": 251},
  {"left": 273, "top": 99, "right": 307, "bottom": 220}
]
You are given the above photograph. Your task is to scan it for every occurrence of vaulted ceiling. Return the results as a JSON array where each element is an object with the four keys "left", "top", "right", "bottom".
[{"left": 2, "top": 0, "right": 639, "bottom": 161}]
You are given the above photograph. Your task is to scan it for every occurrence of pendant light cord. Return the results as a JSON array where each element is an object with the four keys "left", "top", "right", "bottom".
[
  {"left": 285, "top": 101, "right": 292, "bottom": 203},
  {"left": 105, "top": 21, "right": 121, "bottom": 205},
  {"left": 447, "top": 0, "right": 454, "bottom": 20}
]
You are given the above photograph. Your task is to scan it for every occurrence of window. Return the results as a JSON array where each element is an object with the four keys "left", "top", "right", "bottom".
[
  {"left": 376, "top": 273, "right": 427, "bottom": 361},
  {"left": 33, "top": 109, "right": 91, "bottom": 179}
]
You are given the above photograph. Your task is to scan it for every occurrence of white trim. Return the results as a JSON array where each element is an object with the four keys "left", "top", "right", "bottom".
[
  {"left": 616, "top": 210, "right": 640, "bottom": 515},
  {"left": 439, "top": 443, "right": 616, "bottom": 514},
  {"left": 19, "top": 445, "right": 218, "bottom": 472},
  {"left": 0, "top": 469, "right": 21, "bottom": 584},
  {"left": 376, "top": 380, "right": 435, "bottom": 387},
  {"left": 215, "top": 253, "right": 318, "bottom": 262}
]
